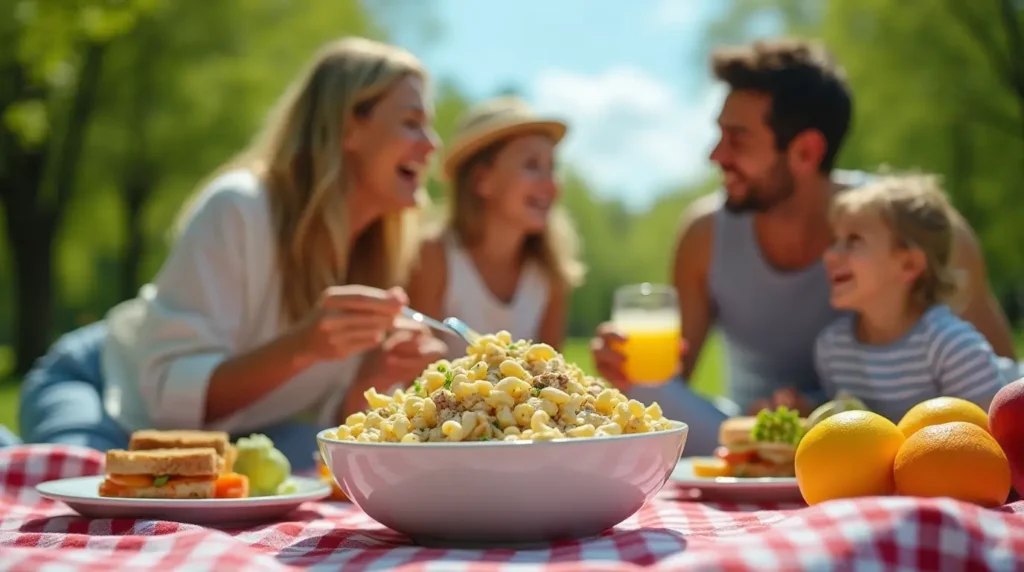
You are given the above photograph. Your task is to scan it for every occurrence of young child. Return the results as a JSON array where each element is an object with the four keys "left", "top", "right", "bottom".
[
  {"left": 814, "top": 174, "right": 1005, "bottom": 421},
  {"left": 406, "top": 97, "right": 586, "bottom": 357}
]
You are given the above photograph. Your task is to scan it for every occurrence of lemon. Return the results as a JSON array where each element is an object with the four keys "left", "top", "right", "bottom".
[
  {"left": 897, "top": 397, "right": 990, "bottom": 438},
  {"left": 795, "top": 410, "right": 905, "bottom": 505}
]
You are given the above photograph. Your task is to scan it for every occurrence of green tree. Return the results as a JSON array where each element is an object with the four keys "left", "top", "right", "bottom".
[
  {"left": 1, "top": 0, "right": 160, "bottom": 373},
  {"left": 1, "top": 0, "right": 388, "bottom": 374}
]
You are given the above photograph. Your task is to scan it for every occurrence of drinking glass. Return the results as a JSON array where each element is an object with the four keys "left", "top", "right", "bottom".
[{"left": 611, "top": 283, "right": 681, "bottom": 385}]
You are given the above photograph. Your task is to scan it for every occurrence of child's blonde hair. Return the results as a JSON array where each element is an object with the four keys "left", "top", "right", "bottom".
[
  {"left": 448, "top": 137, "right": 586, "bottom": 290},
  {"left": 830, "top": 173, "right": 958, "bottom": 307}
]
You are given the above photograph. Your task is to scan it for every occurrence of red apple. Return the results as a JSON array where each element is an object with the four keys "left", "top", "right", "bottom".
[{"left": 989, "top": 378, "right": 1024, "bottom": 493}]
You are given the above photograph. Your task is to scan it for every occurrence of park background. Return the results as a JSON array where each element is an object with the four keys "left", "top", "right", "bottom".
[{"left": 1, "top": 0, "right": 1023, "bottom": 432}]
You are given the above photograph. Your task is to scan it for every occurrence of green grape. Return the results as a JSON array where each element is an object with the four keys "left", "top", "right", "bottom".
[{"left": 234, "top": 433, "right": 292, "bottom": 496}]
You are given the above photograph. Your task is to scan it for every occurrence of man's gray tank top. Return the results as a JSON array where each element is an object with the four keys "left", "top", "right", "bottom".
[{"left": 707, "top": 170, "right": 869, "bottom": 410}]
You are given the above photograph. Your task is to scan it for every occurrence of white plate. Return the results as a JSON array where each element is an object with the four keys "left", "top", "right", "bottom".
[
  {"left": 318, "top": 421, "right": 689, "bottom": 547},
  {"left": 36, "top": 476, "right": 332, "bottom": 524},
  {"left": 670, "top": 459, "right": 804, "bottom": 503}
]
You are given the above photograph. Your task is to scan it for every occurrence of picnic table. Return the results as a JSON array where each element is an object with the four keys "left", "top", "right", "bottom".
[{"left": 1, "top": 445, "right": 1022, "bottom": 571}]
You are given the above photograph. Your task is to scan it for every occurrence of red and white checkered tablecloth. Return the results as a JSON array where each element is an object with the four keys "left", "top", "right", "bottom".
[{"left": 1, "top": 445, "right": 1022, "bottom": 571}]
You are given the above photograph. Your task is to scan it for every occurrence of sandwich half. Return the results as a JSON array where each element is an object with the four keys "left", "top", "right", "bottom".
[
  {"left": 99, "top": 448, "right": 220, "bottom": 499},
  {"left": 715, "top": 410, "right": 807, "bottom": 478},
  {"left": 129, "top": 430, "right": 237, "bottom": 473}
]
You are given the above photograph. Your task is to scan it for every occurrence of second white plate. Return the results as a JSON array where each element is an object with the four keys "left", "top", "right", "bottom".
[
  {"left": 670, "top": 459, "right": 804, "bottom": 503},
  {"left": 36, "top": 476, "right": 332, "bottom": 525}
]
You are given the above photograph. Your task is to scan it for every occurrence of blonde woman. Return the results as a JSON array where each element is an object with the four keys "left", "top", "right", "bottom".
[
  {"left": 407, "top": 97, "right": 585, "bottom": 356},
  {"left": 18, "top": 38, "right": 445, "bottom": 469}
]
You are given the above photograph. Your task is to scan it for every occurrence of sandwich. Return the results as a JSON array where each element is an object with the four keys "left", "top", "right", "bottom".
[
  {"left": 99, "top": 447, "right": 222, "bottom": 499},
  {"left": 129, "top": 430, "right": 237, "bottom": 474},
  {"left": 713, "top": 407, "right": 806, "bottom": 478}
]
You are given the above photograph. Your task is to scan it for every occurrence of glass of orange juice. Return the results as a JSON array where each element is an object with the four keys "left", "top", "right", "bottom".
[{"left": 611, "top": 283, "right": 681, "bottom": 386}]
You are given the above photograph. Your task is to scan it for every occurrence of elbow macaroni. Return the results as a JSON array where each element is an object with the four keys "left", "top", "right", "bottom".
[{"left": 325, "top": 331, "right": 675, "bottom": 443}]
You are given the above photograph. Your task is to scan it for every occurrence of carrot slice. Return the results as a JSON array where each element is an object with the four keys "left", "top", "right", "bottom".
[
  {"left": 214, "top": 472, "right": 249, "bottom": 498},
  {"left": 318, "top": 461, "right": 347, "bottom": 500}
]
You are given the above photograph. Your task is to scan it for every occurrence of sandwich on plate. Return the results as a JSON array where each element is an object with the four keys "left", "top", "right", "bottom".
[
  {"left": 99, "top": 447, "right": 227, "bottom": 499},
  {"left": 694, "top": 406, "right": 806, "bottom": 478},
  {"left": 129, "top": 430, "right": 237, "bottom": 473}
]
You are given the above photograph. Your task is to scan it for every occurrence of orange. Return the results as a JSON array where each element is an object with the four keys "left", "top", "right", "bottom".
[
  {"left": 795, "top": 410, "right": 905, "bottom": 505},
  {"left": 691, "top": 457, "right": 731, "bottom": 478},
  {"left": 897, "top": 397, "right": 989, "bottom": 438},
  {"left": 894, "top": 421, "right": 1011, "bottom": 507}
]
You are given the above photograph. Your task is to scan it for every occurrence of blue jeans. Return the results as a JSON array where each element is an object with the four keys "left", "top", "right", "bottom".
[
  {"left": 626, "top": 380, "right": 737, "bottom": 457},
  {"left": 17, "top": 322, "right": 323, "bottom": 471}
]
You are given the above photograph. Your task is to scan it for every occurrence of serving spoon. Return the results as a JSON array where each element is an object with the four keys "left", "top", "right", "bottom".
[{"left": 400, "top": 307, "right": 482, "bottom": 345}]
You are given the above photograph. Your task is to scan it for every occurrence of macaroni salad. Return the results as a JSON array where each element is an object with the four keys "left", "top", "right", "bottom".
[{"left": 326, "top": 331, "right": 676, "bottom": 443}]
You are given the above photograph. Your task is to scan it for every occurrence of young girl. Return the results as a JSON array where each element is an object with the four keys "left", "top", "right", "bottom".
[
  {"left": 19, "top": 38, "right": 445, "bottom": 468},
  {"left": 407, "top": 97, "right": 586, "bottom": 356},
  {"left": 814, "top": 174, "right": 1006, "bottom": 421}
]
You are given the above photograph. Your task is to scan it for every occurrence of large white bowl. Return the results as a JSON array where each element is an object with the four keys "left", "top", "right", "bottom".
[{"left": 316, "top": 421, "right": 688, "bottom": 546}]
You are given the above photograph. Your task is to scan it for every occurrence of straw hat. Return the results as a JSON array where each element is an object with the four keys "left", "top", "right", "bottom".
[{"left": 441, "top": 97, "right": 568, "bottom": 182}]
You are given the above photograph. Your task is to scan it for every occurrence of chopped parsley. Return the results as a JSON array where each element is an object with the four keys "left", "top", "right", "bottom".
[
  {"left": 491, "top": 420, "right": 501, "bottom": 430},
  {"left": 412, "top": 379, "right": 422, "bottom": 393},
  {"left": 442, "top": 370, "right": 456, "bottom": 390},
  {"left": 153, "top": 475, "right": 170, "bottom": 487},
  {"left": 478, "top": 436, "right": 491, "bottom": 441},
  {"left": 530, "top": 387, "right": 541, "bottom": 397},
  {"left": 437, "top": 364, "right": 448, "bottom": 373}
]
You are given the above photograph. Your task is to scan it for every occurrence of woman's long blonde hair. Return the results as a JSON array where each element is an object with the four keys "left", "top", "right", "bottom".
[
  {"left": 449, "top": 136, "right": 586, "bottom": 290},
  {"left": 177, "top": 37, "right": 426, "bottom": 324}
]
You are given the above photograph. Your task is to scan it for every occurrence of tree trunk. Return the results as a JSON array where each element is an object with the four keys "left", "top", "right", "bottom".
[
  {"left": 8, "top": 213, "right": 57, "bottom": 374},
  {"left": 2, "top": 146, "right": 50, "bottom": 374},
  {"left": 0, "top": 43, "right": 106, "bottom": 374},
  {"left": 120, "top": 175, "right": 149, "bottom": 301}
]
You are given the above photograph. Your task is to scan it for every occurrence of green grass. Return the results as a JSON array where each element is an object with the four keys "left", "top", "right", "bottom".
[
  {"left": 0, "top": 336, "right": 727, "bottom": 437},
  {"left": 0, "top": 381, "right": 18, "bottom": 434}
]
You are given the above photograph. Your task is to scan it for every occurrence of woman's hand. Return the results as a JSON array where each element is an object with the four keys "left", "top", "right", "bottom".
[
  {"left": 376, "top": 316, "right": 448, "bottom": 386},
  {"left": 338, "top": 317, "right": 447, "bottom": 421},
  {"left": 288, "top": 285, "right": 407, "bottom": 367}
]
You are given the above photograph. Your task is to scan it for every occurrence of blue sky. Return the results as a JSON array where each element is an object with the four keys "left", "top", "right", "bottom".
[{"left": 381, "top": 0, "right": 729, "bottom": 209}]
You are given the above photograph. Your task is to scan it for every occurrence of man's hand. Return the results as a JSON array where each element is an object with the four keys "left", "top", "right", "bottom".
[
  {"left": 589, "top": 322, "right": 628, "bottom": 390},
  {"left": 590, "top": 322, "right": 689, "bottom": 392}
]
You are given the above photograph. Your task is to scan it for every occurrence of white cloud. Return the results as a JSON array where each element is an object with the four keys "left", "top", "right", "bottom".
[{"left": 530, "top": 66, "right": 724, "bottom": 208}]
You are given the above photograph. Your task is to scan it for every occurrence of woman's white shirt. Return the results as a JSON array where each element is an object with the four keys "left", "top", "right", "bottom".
[{"left": 102, "top": 170, "right": 362, "bottom": 434}]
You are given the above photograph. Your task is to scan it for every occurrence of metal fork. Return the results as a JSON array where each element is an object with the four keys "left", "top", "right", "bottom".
[{"left": 401, "top": 307, "right": 481, "bottom": 345}]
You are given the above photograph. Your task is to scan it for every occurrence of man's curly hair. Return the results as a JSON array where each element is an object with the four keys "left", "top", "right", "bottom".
[{"left": 711, "top": 39, "right": 853, "bottom": 172}]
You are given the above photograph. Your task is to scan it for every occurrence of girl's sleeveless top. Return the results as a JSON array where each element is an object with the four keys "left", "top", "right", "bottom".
[{"left": 440, "top": 232, "right": 549, "bottom": 359}]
